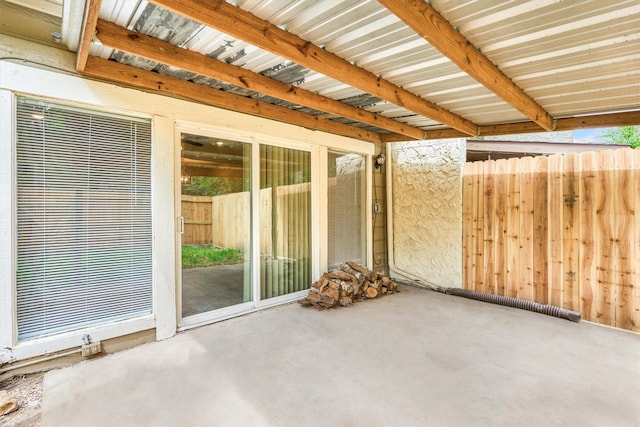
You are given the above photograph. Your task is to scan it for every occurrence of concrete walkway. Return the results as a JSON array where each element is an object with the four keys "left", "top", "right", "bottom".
[{"left": 42, "top": 285, "right": 640, "bottom": 427}]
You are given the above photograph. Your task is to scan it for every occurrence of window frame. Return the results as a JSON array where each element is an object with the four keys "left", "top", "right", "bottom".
[{"left": 3, "top": 92, "right": 157, "bottom": 360}]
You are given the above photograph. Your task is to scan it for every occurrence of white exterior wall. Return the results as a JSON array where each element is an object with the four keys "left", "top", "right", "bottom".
[
  {"left": 388, "top": 139, "right": 466, "bottom": 288},
  {"left": 0, "top": 36, "right": 373, "bottom": 362}
]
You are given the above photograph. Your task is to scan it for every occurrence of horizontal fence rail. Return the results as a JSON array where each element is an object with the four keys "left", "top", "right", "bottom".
[{"left": 463, "top": 148, "right": 639, "bottom": 332}]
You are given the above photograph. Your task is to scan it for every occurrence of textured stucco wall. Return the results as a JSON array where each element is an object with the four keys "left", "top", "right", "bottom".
[{"left": 390, "top": 139, "right": 465, "bottom": 288}]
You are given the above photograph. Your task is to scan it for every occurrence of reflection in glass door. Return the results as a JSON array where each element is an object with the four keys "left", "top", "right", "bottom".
[{"left": 180, "top": 133, "right": 251, "bottom": 317}]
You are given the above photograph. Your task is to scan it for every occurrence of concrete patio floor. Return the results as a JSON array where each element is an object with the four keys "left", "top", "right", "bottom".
[{"left": 41, "top": 285, "right": 640, "bottom": 427}]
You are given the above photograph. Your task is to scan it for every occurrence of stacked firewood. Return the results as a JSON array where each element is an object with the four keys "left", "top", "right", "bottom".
[{"left": 299, "top": 261, "right": 399, "bottom": 309}]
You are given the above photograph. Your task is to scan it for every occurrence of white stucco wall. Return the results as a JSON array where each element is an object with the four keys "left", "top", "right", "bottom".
[{"left": 389, "top": 139, "right": 465, "bottom": 288}]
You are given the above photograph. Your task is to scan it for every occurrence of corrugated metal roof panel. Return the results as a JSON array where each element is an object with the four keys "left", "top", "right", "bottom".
[
  {"left": 432, "top": 0, "right": 640, "bottom": 118},
  {"left": 92, "top": 0, "right": 639, "bottom": 134}
]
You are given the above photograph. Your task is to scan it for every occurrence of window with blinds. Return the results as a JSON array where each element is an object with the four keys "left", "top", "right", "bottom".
[{"left": 15, "top": 97, "right": 153, "bottom": 341}]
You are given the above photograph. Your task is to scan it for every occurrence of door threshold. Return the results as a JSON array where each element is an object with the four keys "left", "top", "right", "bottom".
[{"left": 178, "top": 290, "right": 307, "bottom": 332}]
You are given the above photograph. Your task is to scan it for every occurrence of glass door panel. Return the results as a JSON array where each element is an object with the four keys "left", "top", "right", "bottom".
[
  {"left": 180, "top": 133, "right": 252, "bottom": 317},
  {"left": 327, "top": 150, "right": 366, "bottom": 270},
  {"left": 259, "top": 145, "right": 311, "bottom": 299}
]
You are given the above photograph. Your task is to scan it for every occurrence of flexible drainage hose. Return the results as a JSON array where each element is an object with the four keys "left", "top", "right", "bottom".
[{"left": 445, "top": 288, "right": 581, "bottom": 323}]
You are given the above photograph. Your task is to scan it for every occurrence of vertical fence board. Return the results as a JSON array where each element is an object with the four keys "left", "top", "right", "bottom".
[
  {"left": 518, "top": 157, "right": 534, "bottom": 301},
  {"left": 635, "top": 149, "right": 640, "bottom": 332},
  {"left": 483, "top": 161, "right": 496, "bottom": 294},
  {"left": 494, "top": 159, "right": 508, "bottom": 296},
  {"left": 562, "top": 153, "right": 581, "bottom": 312},
  {"left": 548, "top": 154, "right": 563, "bottom": 307},
  {"left": 474, "top": 162, "right": 485, "bottom": 292},
  {"left": 579, "top": 152, "right": 598, "bottom": 322},
  {"left": 614, "top": 149, "right": 635, "bottom": 330},
  {"left": 463, "top": 163, "right": 474, "bottom": 289},
  {"left": 506, "top": 158, "right": 520, "bottom": 298},
  {"left": 595, "top": 150, "right": 615, "bottom": 326},
  {"left": 532, "top": 156, "right": 549, "bottom": 304}
]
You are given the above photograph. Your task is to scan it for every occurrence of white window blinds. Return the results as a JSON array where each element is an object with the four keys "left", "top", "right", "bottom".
[{"left": 16, "top": 97, "right": 153, "bottom": 341}]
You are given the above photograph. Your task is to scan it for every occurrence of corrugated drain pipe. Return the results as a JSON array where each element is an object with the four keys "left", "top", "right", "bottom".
[
  {"left": 444, "top": 288, "right": 581, "bottom": 322},
  {"left": 384, "top": 143, "right": 581, "bottom": 324}
]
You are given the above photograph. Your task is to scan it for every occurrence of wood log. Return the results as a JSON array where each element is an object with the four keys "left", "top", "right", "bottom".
[
  {"left": 340, "top": 263, "right": 365, "bottom": 284},
  {"left": 0, "top": 390, "right": 18, "bottom": 416},
  {"left": 361, "top": 281, "right": 369, "bottom": 293},
  {"left": 345, "top": 261, "right": 375, "bottom": 280},
  {"left": 338, "top": 282, "right": 353, "bottom": 291},
  {"left": 326, "top": 269, "right": 358, "bottom": 283},
  {"left": 326, "top": 290, "right": 340, "bottom": 302},
  {"left": 312, "top": 278, "right": 330, "bottom": 293},
  {"left": 307, "top": 291, "right": 335, "bottom": 306},
  {"left": 365, "top": 287, "right": 378, "bottom": 299},
  {"left": 325, "top": 280, "right": 340, "bottom": 301},
  {"left": 339, "top": 297, "right": 353, "bottom": 307}
]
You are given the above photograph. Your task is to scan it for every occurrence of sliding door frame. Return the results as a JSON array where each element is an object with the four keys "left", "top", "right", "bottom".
[
  {"left": 175, "top": 122, "right": 372, "bottom": 331},
  {"left": 175, "top": 125, "right": 319, "bottom": 330},
  {"left": 252, "top": 135, "right": 319, "bottom": 309}
]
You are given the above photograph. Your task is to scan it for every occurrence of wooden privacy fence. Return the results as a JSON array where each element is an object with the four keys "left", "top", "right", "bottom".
[
  {"left": 182, "top": 183, "right": 310, "bottom": 258},
  {"left": 463, "top": 148, "right": 639, "bottom": 332}
]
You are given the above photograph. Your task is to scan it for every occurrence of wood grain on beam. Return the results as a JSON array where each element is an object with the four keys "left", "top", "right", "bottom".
[
  {"left": 82, "top": 56, "right": 384, "bottom": 143},
  {"left": 379, "top": 0, "right": 554, "bottom": 131},
  {"left": 95, "top": 19, "right": 424, "bottom": 140},
  {"left": 555, "top": 111, "right": 640, "bottom": 130},
  {"left": 380, "top": 111, "right": 640, "bottom": 142},
  {"left": 147, "top": 0, "right": 478, "bottom": 136},
  {"left": 75, "top": 0, "right": 101, "bottom": 71}
]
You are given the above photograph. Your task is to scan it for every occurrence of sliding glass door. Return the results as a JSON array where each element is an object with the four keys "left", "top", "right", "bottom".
[
  {"left": 259, "top": 145, "right": 311, "bottom": 300},
  {"left": 178, "top": 131, "right": 371, "bottom": 324},
  {"left": 180, "top": 133, "right": 252, "bottom": 317},
  {"left": 179, "top": 133, "right": 313, "bottom": 322}
]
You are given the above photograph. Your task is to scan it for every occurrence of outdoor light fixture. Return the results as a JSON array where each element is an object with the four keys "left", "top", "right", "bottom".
[{"left": 375, "top": 153, "right": 386, "bottom": 170}]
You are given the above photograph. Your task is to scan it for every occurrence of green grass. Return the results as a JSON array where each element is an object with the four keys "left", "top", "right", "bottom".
[{"left": 182, "top": 246, "right": 244, "bottom": 269}]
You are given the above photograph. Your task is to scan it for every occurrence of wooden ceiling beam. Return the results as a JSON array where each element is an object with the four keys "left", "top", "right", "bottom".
[
  {"left": 380, "top": 0, "right": 554, "bottom": 132},
  {"left": 75, "top": 0, "right": 101, "bottom": 71},
  {"left": 380, "top": 111, "right": 640, "bottom": 142},
  {"left": 147, "top": 0, "right": 478, "bottom": 136},
  {"left": 95, "top": 19, "right": 425, "bottom": 140},
  {"left": 81, "top": 56, "right": 385, "bottom": 143},
  {"left": 554, "top": 111, "right": 640, "bottom": 130}
]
